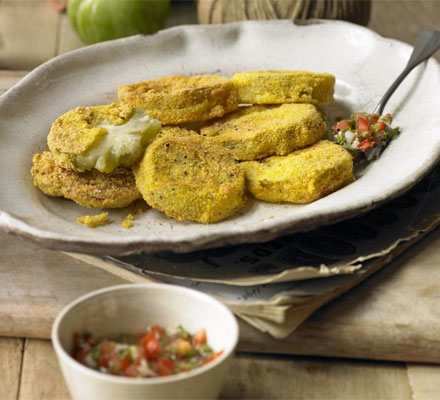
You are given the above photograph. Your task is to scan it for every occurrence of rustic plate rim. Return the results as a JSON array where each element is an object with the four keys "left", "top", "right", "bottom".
[{"left": 1, "top": 19, "right": 439, "bottom": 255}]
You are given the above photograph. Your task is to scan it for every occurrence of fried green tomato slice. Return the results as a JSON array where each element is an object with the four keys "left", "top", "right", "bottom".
[
  {"left": 230, "top": 70, "right": 335, "bottom": 106},
  {"left": 243, "top": 140, "right": 355, "bottom": 204},
  {"left": 134, "top": 135, "right": 247, "bottom": 223},
  {"left": 200, "top": 104, "right": 326, "bottom": 161},
  {"left": 31, "top": 152, "right": 141, "bottom": 209},
  {"left": 156, "top": 126, "right": 199, "bottom": 140},
  {"left": 118, "top": 75, "right": 239, "bottom": 125},
  {"left": 47, "top": 104, "right": 161, "bottom": 173}
]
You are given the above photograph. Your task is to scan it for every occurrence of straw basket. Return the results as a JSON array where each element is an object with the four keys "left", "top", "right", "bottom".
[{"left": 198, "top": 0, "right": 371, "bottom": 26}]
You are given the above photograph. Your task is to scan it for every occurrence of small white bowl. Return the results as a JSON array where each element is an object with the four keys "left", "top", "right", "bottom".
[{"left": 51, "top": 283, "right": 239, "bottom": 400}]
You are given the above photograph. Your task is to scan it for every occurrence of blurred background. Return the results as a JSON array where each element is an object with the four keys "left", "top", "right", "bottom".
[{"left": 0, "top": 0, "right": 439, "bottom": 71}]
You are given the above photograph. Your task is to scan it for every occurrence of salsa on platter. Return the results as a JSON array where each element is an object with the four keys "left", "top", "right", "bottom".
[
  {"left": 332, "top": 112, "right": 400, "bottom": 153},
  {"left": 72, "top": 325, "right": 222, "bottom": 377}
]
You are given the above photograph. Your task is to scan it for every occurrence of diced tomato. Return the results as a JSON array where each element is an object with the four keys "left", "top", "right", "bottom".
[
  {"left": 157, "top": 358, "right": 175, "bottom": 376},
  {"left": 99, "top": 340, "right": 114, "bottom": 355},
  {"left": 123, "top": 363, "right": 139, "bottom": 377},
  {"left": 141, "top": 333, "right": 160, "bottom": 360},
  {"left": 357, "top": 116, "right": 370, "bottom": 134},
  {"left": 358, "top": 139, "right": 374, "bottom": 151},
  {"left": 137, "top": 346, "right": 146, "bottom": 361},
  {"left": 73, "top": 331, "right": 80, "bottom": 344},
  {"left": 141, "top": 332, "right": 154, "bottom": 349},
  {"left": 193, "top": 329, "right": 207, "bottom": 347},
  {"left": 369, "top": 114, "right": 379, "bottom": 123},
  {"left": 150, "top": 325, "right": 165, "bottom": 339},
  {"left": 75, "top": 349, "right": 91, "bottom": 365},
  {"left": 376, "top": 121, "right": 386, "bottom": 131},
  {"left": 109, "top": 353, "right": 131, "bottom": 373},
  {"left": 335, "top": 119, "right": 350, "bottom": 131},
  {"left": 332, "top": 119, "right": 350, "bottom": 133},
  {"left": 99, "top": 356, "right": 110, "bottom": 368},
  {"left": 120, "top": 355, "right": 131, "bottom": 370},
  {"left": 72, "top": 325, "right": 221, "bottom": 379},
  {"left": 147, "top": 338, "right": 160, "bottom": 360}
]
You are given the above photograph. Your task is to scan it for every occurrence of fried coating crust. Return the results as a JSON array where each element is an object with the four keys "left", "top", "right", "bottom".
[
  {"left": 77, "top": 212, "right": 109, "bottom": 227},
  {"left": 47, "top": 103, "right": 134, "bottom": 167},
  {"left": 134, "top": 135, "right": 247, "bottom": 223},
  {"left": 200, "top": 104, "right": 326, "bottom": 160},
  {"left": 156, "top": 126, "right": 198, "bottom": 140},
  {"left": 231, "top": 70, "right": 335, "bottom": 106},
  {"left": 31, "top": 152, "right": 141, "bottom": 209},
  {"left": 118, "top": 75, "right": 239, "bottom": 125},
  {"left": 243, "top": 140, "right": 355, "bottom": 204}
]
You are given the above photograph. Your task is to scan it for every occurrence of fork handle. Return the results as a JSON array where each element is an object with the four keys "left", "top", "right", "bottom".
[{"left": 373, "top": 30, "right": 440, "bottom": 115}]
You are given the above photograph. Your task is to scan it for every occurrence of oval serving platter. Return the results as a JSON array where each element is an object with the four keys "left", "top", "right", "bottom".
[{"left": 1, "top": 20, "right": 440, "bottom": 255}]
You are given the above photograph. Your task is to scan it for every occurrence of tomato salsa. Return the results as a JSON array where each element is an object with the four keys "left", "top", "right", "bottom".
[
  {"left": 72, "top": 325, "right": 223, "bottom": 378},
  {"left": 332, "top": 112, "right": 400, "bottom": 153}
]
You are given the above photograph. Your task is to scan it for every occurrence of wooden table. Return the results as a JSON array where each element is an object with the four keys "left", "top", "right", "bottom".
[{"left": 1, "top": 1, "right": 440, "bottom": 399}]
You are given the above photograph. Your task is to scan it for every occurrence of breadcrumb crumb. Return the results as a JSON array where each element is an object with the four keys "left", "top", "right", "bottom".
[
  {"left": 121, "top": 214, "right": 134, "bottom": 229},
  {"left": 77, "top": 212, "right": 109, "bottom": 228}
]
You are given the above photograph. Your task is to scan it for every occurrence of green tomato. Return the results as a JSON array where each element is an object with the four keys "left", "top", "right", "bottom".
[{"left": 68, "top": 0, "right": 170, "bottom": 45}]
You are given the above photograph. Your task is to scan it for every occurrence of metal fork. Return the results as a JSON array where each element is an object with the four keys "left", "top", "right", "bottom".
[{"left": 358, "top": 30, "right": 440, "bottom": 161}]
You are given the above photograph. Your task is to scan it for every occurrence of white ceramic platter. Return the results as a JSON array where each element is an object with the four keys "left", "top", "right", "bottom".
[{"left": 1, "top": 20, "right": 440, "bottom": 255}]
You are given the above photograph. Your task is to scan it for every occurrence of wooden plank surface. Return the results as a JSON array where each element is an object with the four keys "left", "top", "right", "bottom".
[
  {"left": 370, "top": 0, "right": 440, "bottom": 58},
  {"left": 0, "top": 338, "right": 23, "bottom": 400},
  {"left": 57, "top": 13, "right": 83, "bottom": 56},
  {"left": 19, "top": 339, "right": 71, "bottom": 400},
  {"left": 0, "top": 233, "right": 124, "bottom": 339},
  {"left": 0, "top": 1, "right": 59, "bottom": 70},
  {"left": 222, "top": 354, "right": 413, "bottom": 400},
  {"left": 0, "top": 70, "right": 26, "bottom": 95},
  {"left": 407, "top": 364, "right": 440, "bottom": 400},
  {"left": 2, "top": 223, "right": 440, "bottom": 363},
  {"left": 4, "top": 336, "right": 440, "bottom": 400},
  {"left": 0, "top": 0, "right": 438, "bottom": 71},
  {"left": 9, "top": 337, "right": 416, "bottom": 400}
]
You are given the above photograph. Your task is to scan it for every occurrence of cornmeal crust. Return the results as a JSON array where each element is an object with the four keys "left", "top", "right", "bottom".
[
  {"left": 118, "top": 75, "right": 239, "bottom": 125},
  {"left": 243, "top": 140, "right": 354, "bottom": 203},
  {"left": 134, "top": 135, "right": 246, "bottom": 223},
  {"left": 47, "top": 103, "right": 134, "bottom": 168},
  {"left": 201, "top": 104, "right": 326, "bottom": 160},
  {"left": 231, "top": 70, "right": 335, "bottom": 106},
  {"left": 31, "top": 152, "right": 141, "bottom": 209}
]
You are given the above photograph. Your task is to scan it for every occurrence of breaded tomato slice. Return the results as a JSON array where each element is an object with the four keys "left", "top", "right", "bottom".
[
  {"left": 244, "top": 140, "right": 354, "bottom": 204},
  {"left": 118, "top": 75, "right": 239, "bottom": 125},
  {"left": 200, "top": 104, "right": 326, "bottom": 161},
  {"left": 47, "top": 104, "right": 161, "bottom": 173},
  {"left": 156, "top": 126, "right": 199, "bottom": 140},
  {"left": 134, "top": 135, "right": 246, "bottom": 223},
  {"left": 231, "top": 70, "right": 335, "bottom": 106},
  {"left": 31, "top": 152, "right": 141, "bottom": 209}
]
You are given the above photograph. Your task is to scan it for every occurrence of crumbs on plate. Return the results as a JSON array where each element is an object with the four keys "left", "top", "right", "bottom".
[
  {"left": 77, "top": 212, "right": 109, "bottom": 228},
  {"left": 121, "top": 213, "right": 134, "bottom": 229}
]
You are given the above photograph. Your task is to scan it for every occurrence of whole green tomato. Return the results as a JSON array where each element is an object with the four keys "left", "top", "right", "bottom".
[{"left": 68, "top": 0, "right": 170, "bottom": 45}]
